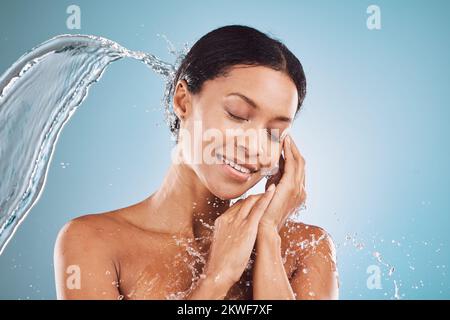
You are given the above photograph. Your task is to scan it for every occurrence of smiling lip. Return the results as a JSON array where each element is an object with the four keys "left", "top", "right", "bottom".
[{"left": 216, "top": 153, "right": 257, "bottom": 182}]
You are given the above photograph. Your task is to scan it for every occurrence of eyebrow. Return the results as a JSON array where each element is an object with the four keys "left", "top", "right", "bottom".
[{"left": 227, "top": 92, "right": 293, "bottom": 123}]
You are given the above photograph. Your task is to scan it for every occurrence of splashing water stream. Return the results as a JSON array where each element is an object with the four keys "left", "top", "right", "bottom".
[{"left": 0, "top": 34, "right": 184, "bottom": 254}]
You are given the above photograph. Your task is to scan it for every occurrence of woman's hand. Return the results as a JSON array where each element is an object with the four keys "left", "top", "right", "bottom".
[
  {"left": 202, "top": 185, "right": 276, "bottom": 288},
  {"left": 261, "top": 134, "right": 307, "bottom": 232}
]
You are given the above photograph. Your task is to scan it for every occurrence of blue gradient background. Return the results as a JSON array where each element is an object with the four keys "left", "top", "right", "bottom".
[{"left": 0, "top": 0, "right": 448, "bottom": 299}]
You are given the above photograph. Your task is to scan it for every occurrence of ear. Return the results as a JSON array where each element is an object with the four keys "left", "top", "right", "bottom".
[{"left": 173, "top": 79, "right": 192, "bottom": 121}]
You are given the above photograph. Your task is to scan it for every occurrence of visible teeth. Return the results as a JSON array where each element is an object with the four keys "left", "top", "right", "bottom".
[{"left": 217, "top": 154, "right": 251, "bottom": 174}]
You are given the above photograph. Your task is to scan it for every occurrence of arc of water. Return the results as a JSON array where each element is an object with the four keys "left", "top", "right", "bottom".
[{"left": 0, "top": 34, "right": 175, "bottom": 255}]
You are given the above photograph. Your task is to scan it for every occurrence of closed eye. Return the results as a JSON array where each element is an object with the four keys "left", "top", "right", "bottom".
[
  {"left": 226, "top": 110, "right": 248, "bottom": 122},
  {"left": 226, "top": 110, "right": 281, "bottom": 143}
]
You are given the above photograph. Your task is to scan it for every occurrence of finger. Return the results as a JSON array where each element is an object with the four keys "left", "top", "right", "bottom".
[
  {"left": 279, "top": 135, "right": 298, "bottom": 186},
  {"left": 302, "top": 171, "right": 306, "bottom": 191},
  {"left": 235, "top": 194, "right": 261, "bottom": 220},
  {"left": 220, "top": 197, "right": 246, "bottom": 220},
  {"left": 297, "top": 151, "right": 306, "bottom": 197},
  {"left": 247, "top": 184, "right": 276, "bottom": 224},
  {"left": 265, "top": 153, "right": 284, "bottom": 189},
  {"left": 286, "top": 134, "right": 306, "bottom": 189},
  {"left": 300, "top": 171, "right": 307, "bottom": 202},
  {"left": 289, "top": 134, "right": 306, "bottom": 171}
]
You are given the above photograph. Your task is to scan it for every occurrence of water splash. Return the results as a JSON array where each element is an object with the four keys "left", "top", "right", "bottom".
[
  {"left": 341, "top": 231, "right": 407, "bottom": 299},
  {"left": 393, "top": 280, "right": 400, "bottom": 300},
  {"left": 0, "top": 34, "right": 184, "bottom": 254},
  {"left": 166, "top": 234, "right": 210, "bottom": 299}
]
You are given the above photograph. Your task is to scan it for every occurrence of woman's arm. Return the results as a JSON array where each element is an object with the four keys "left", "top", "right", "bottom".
[
  {"left": 253, "top": 224, "right": 296, "bottom": 300},
  {"left": 289, "top": 227, "right": 339, "bottom": 300},
  {"left": 54, "top": 217, "right": 121, "bottom": 299},
  {"left": 185, "top": 275, "right": 234, "bottom": 299}
]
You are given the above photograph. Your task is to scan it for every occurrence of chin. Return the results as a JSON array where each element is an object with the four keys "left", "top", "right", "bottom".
[
  {"left": 199, "top": 165, "right": 261, "bottom": 200},
  {"left": 207, "top": 183, "right": 247, "bottom": 200}
]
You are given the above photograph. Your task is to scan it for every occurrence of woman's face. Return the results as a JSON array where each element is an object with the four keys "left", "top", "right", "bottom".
[{"left": 175, "top": 64, "right": 298, "bottom": 199}]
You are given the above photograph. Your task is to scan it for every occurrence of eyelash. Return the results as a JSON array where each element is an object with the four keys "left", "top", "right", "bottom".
[
  {"left": 226, "top": 110, "right": 248, "bottom": 122},
  {"left": 226, "top": 110, "right": 280, "bottom": 143}
]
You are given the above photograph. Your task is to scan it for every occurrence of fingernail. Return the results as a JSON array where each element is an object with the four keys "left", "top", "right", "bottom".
[{"left": 268, "top": 184, "right": 275, "bottom": 192}]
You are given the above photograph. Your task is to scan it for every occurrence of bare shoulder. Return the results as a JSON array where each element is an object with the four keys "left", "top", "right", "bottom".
[
  {"left": 280, "top": 220, "right": 337, "bottom": 260},
  {"left": 281, "top": 221, "right": 339, "bottom": 299},
  {"left": 54, "top": 211, "right": 127, "bottom": 299},
  {"left": 56, "top": 212, "right": 116, "bottom": 241},
  {"left": 54, "top": 209, "right": 129, "bottom": 258}
]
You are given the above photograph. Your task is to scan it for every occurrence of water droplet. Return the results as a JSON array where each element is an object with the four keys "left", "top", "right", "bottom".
[
  {"left": 388, "top": 266, "right": 395, "bottom": 276},
  {"left": 393, "top": 280, "right": 400, "bottom": 300}
]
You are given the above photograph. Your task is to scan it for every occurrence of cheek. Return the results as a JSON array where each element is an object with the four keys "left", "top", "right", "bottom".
[
  {"left": 259, "top": 139, "right": 282, "bottom": 162},
  {"left": 199, "top": 118, "right": 230, "bottom": 159}
]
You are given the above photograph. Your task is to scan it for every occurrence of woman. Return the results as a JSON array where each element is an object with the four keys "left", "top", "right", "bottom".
[{"left": 54, "top": 25, "right": 339, "bottom": 300}]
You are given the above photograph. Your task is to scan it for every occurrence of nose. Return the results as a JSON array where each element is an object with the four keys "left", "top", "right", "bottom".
[{"left": 235, "top": 132, "right": 274, "bottom": 169}]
